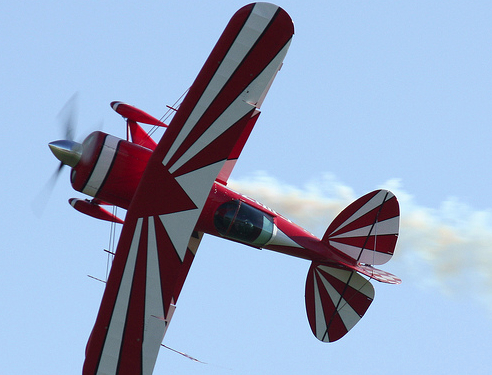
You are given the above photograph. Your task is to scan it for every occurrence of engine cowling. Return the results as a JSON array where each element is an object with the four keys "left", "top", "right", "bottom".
[{"left": 70, "top": 131, "right": 152, "bottom": 209}]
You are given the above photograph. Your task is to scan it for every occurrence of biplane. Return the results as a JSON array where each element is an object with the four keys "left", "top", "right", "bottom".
[{"left": 48, "top": 3, "right": 400, "bottom": 375}]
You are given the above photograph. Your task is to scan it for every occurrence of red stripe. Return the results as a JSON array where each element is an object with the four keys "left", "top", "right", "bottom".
[
  {"left": 325, "top": 190, "right": 380, "bottom": 236},
  {"left": 152, "top": 216, "right": 189, "bottom": 313},
  {"left": 329, "top": 206, "right": 392, "bottom": 238},
  {"left": 83, "top": 219, "right": 138, "bottom": 375},
  {"left": 173, "top": 245, "right": 196, "bottom": 302},
  {"left": 73, "top": 131, "right": 106, "bottom": 194},
  {"left": 377, "top": 195, "right": 399, "bottom": 221},
  {"left": 327, "top": 313, "right": 348, "bottom": 342},
  {"left": 317, "top": 268, "right": 372, "bottom": 317},
  {"left": 228, "top": 111, "right": 259, "bottom": 160},
  {"left": 304, "top": 265, "right": 317, "bottom": 335},
  {"left": 172, "top": 109, "right": 256, "bottom": 177},
  {"left": 313, "top": 271, "right": 337, "bottom": 326},
  {"left": 216, "top": 111, "right": 260, "bottom": 184}
]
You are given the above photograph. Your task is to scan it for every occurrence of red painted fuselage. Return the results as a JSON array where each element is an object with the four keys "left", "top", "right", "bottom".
[{"left": 69, "top": 130, "right": 354, "bottom": 268}]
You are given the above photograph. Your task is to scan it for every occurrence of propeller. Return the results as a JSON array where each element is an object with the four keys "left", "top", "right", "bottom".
[
  {"left": 32, "top": 94, "right": 81, "bottom": 216},
  {"left": 60, "top": 98, "right": 77, "bottom": 140},
  {"left": 53, "top": 92, "right": 79, "bottom": 170}
]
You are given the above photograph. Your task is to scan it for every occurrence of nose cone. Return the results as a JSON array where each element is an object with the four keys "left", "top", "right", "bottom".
[{"left": 48, "top": 140, "right": 83, "bottom": 167}]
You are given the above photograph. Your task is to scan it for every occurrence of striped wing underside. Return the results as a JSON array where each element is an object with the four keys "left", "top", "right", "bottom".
[{"left": 83, "top": 3, "right": 294, "bottom": 375}]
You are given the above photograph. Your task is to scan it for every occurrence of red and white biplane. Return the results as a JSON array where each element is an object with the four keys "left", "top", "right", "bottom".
[{"left": 49, "top": 3, "right": 400, "bottom": 374}]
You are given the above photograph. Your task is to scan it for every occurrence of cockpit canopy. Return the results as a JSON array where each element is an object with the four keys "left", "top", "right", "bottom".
[{"left": 214, "top": 200, "right": 274, "bottom": 247}]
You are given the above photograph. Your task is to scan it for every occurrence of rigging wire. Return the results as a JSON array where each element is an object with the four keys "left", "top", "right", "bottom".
[
  {"left": 100, "top": 88, "right": 189, "bottom": 281},
  {"left": 145, "top": 88, "right": 189, "bottom": 140},
  {"left": 106, "top": 205, "right": 118, "bottom": 280},
  {"left": 160, "top": 88, "right": 189, "bottom": 123}
]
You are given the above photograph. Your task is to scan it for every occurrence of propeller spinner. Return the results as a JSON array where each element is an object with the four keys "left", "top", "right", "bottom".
[{"left": 48, "top": 139, "right": 83, "bottom": 167}]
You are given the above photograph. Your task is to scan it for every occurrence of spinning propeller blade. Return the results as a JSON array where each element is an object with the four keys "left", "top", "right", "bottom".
[
  {"left": 33, "top": 94, "right": 81, "bottom": 216},
  {"left": 57, "top": 92, "right": 78, "bottom": 141}
]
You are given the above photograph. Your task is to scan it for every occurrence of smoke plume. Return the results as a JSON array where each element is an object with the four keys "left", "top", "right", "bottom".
[{"left": 229, "top": 172, "right": 492, "bottom": 312}]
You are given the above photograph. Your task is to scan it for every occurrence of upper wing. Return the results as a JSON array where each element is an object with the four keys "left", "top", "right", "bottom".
[
  {"left": 83, "top": 3, "right": 294, "bottom": 375},
  {"left": 216, "top": 110, "right": 260, "bottom": 185}
]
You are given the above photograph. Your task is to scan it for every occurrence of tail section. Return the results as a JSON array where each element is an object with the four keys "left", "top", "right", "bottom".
[
  {"left": 323, "top": 189, "right": 399, "bottom": 266},
  {"left": 304, "top": 190, "right": 400, "bottom": 342},
  {"left": 305, "top": 262, "right": 374, "bottom": 342}
]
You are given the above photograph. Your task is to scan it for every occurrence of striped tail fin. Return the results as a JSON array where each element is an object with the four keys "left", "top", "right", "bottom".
[
  {"left": 322, "top": 189, "right": 399, "bottom": 266},
  {"left": 305, "top": 262, "right": 374, "bottom": 342}
]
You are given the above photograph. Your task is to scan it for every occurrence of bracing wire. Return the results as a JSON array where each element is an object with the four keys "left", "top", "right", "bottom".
[
  {"left": 99, "top": 89, "right": 190, "bottom": 281},
  {"left": 150, "top": 87, "right": 190, "bottom": 139},
  {"left": 106, "top": 205, "right": 118, "bottom": 280}
]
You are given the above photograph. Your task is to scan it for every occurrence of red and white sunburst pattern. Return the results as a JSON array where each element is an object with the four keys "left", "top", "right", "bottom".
[
  {"left": 323, "top": 189, "right": 400, "bottom": 265},
  {"left": 83, "top": 4, "right": 294, "bottom": 375},
  {"left": 305, "top": 263, "right": 375, "bottom": 342}
]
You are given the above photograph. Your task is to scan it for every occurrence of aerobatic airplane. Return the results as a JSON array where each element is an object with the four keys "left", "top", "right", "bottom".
[{"left": 48, "top": 3, "right": 400, "bottom": 375}]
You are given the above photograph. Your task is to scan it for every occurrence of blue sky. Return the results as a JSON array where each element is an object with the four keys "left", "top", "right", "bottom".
[{"left": 2, "top": 1, "right": 492, "bottom": 374}]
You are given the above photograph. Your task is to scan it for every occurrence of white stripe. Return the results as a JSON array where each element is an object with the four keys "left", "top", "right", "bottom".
[
  {"left": 251, "top": 2, "right": 279, "bottom": 26},
  {"left": 142, "top": 217, "right": 166, "bottom": 375},
  {"left": 329, "top": 216, "right": 399, "bottom": 239},
  {"left": 329, "top": 240, "right": 392, "bottom": 265},
  {"left": 163, "top": 4, "right": 278, "bottom": 167},
  {"left": 358, "top": 249, "right": 392, "bottom": 265},
  {"left": 175, "top": 161, "right": 224, "bottom": 207},
  {"left": 97, "top": 218, "right": 143, "bottom": 375},
  {"left": 316, "top": 269, "right": 361, "bottom": 334},
  {"left": 159, "top": 210, "right": 198, "bottom": 262},
  {"left": 168, "top": 100, "right": 253, "bottom": 174},
  {"left": 266, "top": 227, "right": 303, "bottom": 248},
  {"left": 159, "top": 162, "right": 225, "bottom": 262},
  {"left": 242, "top": 39, "right": 292, "bottom": 107},
  {"left": 83, "top": 135, "right": 120, "bottom": 197},
  {"left": 312, "top": 273, "right": 327, "bottom": 340},
  {"left": 317, "top": 265, "right": 374, "bottom": 298}
]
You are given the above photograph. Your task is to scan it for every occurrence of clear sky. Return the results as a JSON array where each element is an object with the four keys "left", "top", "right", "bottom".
[{"left": 2, "top": 1, "right": 492, "bottom": 374}]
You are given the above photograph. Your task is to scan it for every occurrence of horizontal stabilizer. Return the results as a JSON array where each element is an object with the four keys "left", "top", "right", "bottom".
[
  {"left": 323, "top": 189, "right": 399, "bottom": 265},
  {"left": 305, "top": 262, "right": 374, "bottom": 342}
]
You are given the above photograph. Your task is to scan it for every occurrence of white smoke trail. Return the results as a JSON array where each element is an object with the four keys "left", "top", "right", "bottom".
[{"left": 229, "top": 171, "right": 492, "bottom": 312}]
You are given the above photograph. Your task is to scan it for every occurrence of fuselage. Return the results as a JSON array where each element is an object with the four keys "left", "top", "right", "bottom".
[{"left": 62, "top": 130, "right": 355, "bottom": 268}]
